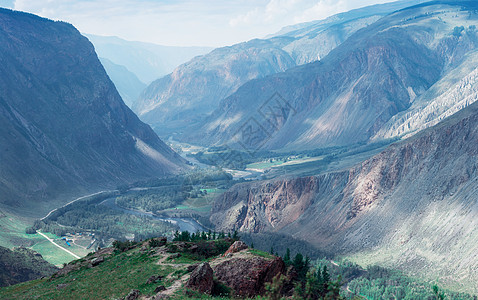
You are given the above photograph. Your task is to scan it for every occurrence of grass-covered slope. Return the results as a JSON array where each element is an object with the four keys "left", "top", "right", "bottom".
[{"left": 0, "top": 237, "right": 285, "bottom": 300}]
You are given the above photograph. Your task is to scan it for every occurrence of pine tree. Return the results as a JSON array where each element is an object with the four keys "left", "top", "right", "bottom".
[{"left": 284, "top": 248, "right": 291, "bottom": 265}]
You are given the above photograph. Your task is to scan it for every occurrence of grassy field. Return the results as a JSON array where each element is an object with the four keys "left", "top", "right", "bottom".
[
  {"left": 0, "top": 211, "right": 37, "bottom": 249},
  {"left": 0, "top": 210, "right": 86, "bottom": 267}
]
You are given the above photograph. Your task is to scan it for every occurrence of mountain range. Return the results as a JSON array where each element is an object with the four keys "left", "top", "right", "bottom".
[
  {"left": 85, "top": 35, "right": 212, "bottom": 85},
  {"left": 133, "top": 0, "right": 428, "bottom": 138},
  {"left": 184, "top": 1, "right": 478, "bottom": 151}
]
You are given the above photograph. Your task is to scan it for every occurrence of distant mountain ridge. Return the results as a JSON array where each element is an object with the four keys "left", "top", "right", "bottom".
[
  {"left": 186, "top": 1, "right": 478, "bottom": 151},
  {"left": 98, "top": 57, "right": 146, "bottom": 108},
  {"left": 0, "top": 8, "right": 185, "bottom": 217},
  {"left": 133, "top": 0, "right": 426, "bottom": 137},
  {"left": 86, "top": 34, "right": 213, "bottom": 84}
]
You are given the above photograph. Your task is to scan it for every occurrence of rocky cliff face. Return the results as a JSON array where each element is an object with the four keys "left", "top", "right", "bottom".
[
  {"left": 0, "top": 9, "right": 185, "bottom": 216},
  {"left": 188, "top": 2, "right": 478, "bottom": 151},
  {"left": 211, "top": 99, "right": 478, "bottom": 293}
]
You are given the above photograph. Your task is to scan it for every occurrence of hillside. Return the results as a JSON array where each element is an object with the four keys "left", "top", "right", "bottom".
[
  {"left": 0, "top": 8, "right": 186, "bottom": 217},
  {"left": 133, "top": 0, "right": 424, "bottom": 137},
  {"left": 0, "top": 238, "right": 288, "bottom": 299},
  {"left": 210, "top": 93, "right": 478, "bottom": 294},
  {"left": 0, "top": 246, "right": 58, "bottom": 287}
]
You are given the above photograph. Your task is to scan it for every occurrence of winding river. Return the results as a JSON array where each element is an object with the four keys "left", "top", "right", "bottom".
[{"left": 100, "top": 198, "right": 206, "bottom": 233}]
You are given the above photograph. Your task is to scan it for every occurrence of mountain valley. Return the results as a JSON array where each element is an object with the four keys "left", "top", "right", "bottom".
[{"left": 1, "top": 1, "right": 478, "bottom": 298}]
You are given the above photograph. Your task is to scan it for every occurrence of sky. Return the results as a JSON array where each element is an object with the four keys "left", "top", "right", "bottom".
[{"left": 1, "top": 0, "right": 398, "bottom": 47}]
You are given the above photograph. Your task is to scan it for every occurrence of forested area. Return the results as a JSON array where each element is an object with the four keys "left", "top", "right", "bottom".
[
  {"left": 311, "top": 259, "right": 475, "bottom": 300},
  {"left": 31, "top": 202, "right": 178, "bottom": 243},
  {"left": 115, "top": 187, "right": 187, "bottom": 213},
  {"left": 27, "top": 169, "right": 234, "bottom": 244}
]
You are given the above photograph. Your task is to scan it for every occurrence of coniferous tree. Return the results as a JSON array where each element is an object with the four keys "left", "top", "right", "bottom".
[{"left": 284, "top": 248, "right": 291, "bottom": 265}]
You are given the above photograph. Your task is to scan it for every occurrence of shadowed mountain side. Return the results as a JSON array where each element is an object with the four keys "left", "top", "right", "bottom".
[{"left": 0, "top": 9, "right": 186, "bottom": 217}]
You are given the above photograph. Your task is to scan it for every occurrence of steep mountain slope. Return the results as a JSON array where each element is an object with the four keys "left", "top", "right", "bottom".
[
  {"left": 211, "top": 95, "right": 478, "bottom": 293},
  {"left": 374, "top": 48, "right": 478, "bottom": 140},
  {"left": 0, "top": 9, "right": 185, "bottom": 217},
  {"left": 190, "top": 1, "right": 478, "bottom": 151},
  {"left": 134, "top": 0, "right": 425, "bottom": 136},
  {"left": 0, "top": 246, "right": 58, "bottom": 287},
  {"left": 86, "top": 35, "right": 212, "bottom": 84},
  {"left": 99, "top": 57, "right": 146, "bottom": 108}
]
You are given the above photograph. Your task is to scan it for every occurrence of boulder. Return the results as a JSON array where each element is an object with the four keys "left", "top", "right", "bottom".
[
  {"left": 185, "top": 262, "right": 214, "bottom": 294},
  {"left": 146, "top": 275, "right": 163, "bottom": 284},
  {"left": 213, "top": 256, "right": 285, "bottom": 297},
  {"left": 91, "top": 256, "right": 104, "bottom": 266},
  {"left": 124, "top": 289, "right": 140, "bottom": 300},
  {"left": 224, "top": 241, "right": 248, "bottom": 256},
  {"left": 187, "top": 264, "right": 199, "bottom": 273},
  {"left": 154, "top": 285, "right": 166, "bottom": 293}
]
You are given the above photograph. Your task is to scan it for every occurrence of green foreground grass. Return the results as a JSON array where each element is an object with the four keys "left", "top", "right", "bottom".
[{"left": 0, "top": 248, "right": 174, "bottom": 300}]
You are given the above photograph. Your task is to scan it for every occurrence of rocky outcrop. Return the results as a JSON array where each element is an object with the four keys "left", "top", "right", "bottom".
[
  {"left": 213, "top": 256, "right": 285, "bottom": 297},
  {"left": 185, "top": 262, "right": 214, "bottom": 295},
  {"left": 0, "top": 8, "right": 185, "bottom": 216},
  {"left": 90, "top": 256, "right": 104, "bottom": 267},
  {"left": 56, "top": 247, "right": 114, "bottom": 277},
  {"left": 223, "top": 241, "right": 248, "bottom": 256},
  {"left": 124, "top": 289, "right": 140, "bottom": 300},
  {"left": 211, "top": 174, "right": 346, "bottom": 233}
]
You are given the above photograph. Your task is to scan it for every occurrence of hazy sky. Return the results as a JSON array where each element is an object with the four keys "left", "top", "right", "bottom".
[{"left": 1, "top": 0, "right": 398, "bottom": 47}]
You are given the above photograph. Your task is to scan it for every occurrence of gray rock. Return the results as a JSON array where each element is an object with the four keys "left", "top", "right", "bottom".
[
  {"left": 124, "top": 289, "right": 140, "bottom": 300},
  {"left": 185, "top": 262, "right": 214, "bottom": 295},
  {"left": 91, "top": 256, "right": 104, "bottom": 266},
  {"left": 154, "top": 285, "right": 166, "bottom": 293},
  {"left": 146, "top": 275, "right": 163, "bottom": 284}
]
